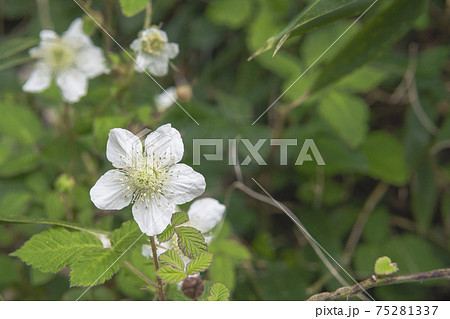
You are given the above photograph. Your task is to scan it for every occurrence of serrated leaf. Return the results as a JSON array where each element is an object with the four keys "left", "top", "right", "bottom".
[
  {"left": 10, "top": 228, "right": 102, "bottom": 273},
  {"left": 312, "top": 0, "right": 427, "bottom": 91},
  {"left": 186, "top": 252, "right": 213, "bottom": 275},
  {"left": 318, "top": 92, "right": 369, "bottom": 148},
  {"left": 157, "top": 265, "right": 186, "bottom": 284},
  {"left": 119, "top": 0, "right": 148, "bottom": 17},
  {"left": 111, "top": 220, "right": 145, "bottom": 253},
  {"left": 70, "top": 248, "right": 122, "bottom": 287},
  {"left": 171, "top": 212, "right": 189, "bottom": 227},
  {"left": 374, "top": 256, "right": 399, "bottom": 276},
  {"left": 250, "top": 0, "right": 370, "bottom": 59},
  {"left": 207, "top": 283, "right": 230, "bottom": 301},
  {"left": 157, "top": 224, "right": 175, "bottom": 243},
  {"left": 159, "top": 250, "right": 185, "bottom": 270},
  {"left": 175, "top": 226, "right": 207, "bottom": 258}
]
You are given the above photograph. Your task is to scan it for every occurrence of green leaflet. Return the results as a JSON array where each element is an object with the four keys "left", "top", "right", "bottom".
[
  {"left": 70, "top": 248, "right": 122, "bottom": 287},
  {"left": 10, "top": 228, "right": 102, "bottom": 273},
  {"left": 175, "top": 226, "right": 207, "bottom": 258},
  {"left": 157, "top": 224, "right": 175, "bottom": 243},
  {"left": 374, "top": 256, "right": 399, "bottom": 276},
  {"left": 111, "top": 220, "right": 146, "bottom": 253},
  {"left": 159, "top": 250, "right": 185, "bottom": 271},
  {"left": 249, "top": 0, "right": 371, "bottom": 59},
  {"left": 207, "top": 283, "right": 230, "bottom": 301},
  {"left": 119, "top": 0, "right": 148, "bottom": 17},
  {"left": 171, "top": 212, "right": 189, "bottom": 227},
  {"left": 186, "top": 252, "right": 213, "bottom": 275},
  {"left": 312, "top": 0, "right": 427, "bottom": 92},
  {"left": 157, "top": 265, "right": 187, "bottom": 284}
]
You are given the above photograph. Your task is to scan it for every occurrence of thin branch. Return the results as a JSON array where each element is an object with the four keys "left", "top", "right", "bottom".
[
  {"left": 149, "top": 236, "right": 166, "bottom": 301},
  {"left": 233, "top": 181, "right": 349, "bottom": 288},
  {"left": 124, "top": 261, "right": 157, "bottom": 289},
  {"left": 343, "top": 182, "right": 389, "bottom": 264},
  {"left": 308, "top": 268, "right": 450, "bottom": 301},
  {"left": 143, "top": 1, "right": 152, "bottom": 29}
]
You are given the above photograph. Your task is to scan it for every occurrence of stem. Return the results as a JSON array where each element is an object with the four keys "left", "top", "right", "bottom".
[
  {"left": 143, "top": 1, "right": 152, "bottom": 29},
  {"left": 307, "top": 268, "right": 450, "bottom": 301},
  {"left": 124, "top": 261, "right": 157, "bottom": 289},
  {"left": 149, "top": 236, "right": 166, "bottom": 301},
  {"left": 36, "top": 0, "right": 53, "bottom": 30},
  {"left": 343, "top": 182, "right": 389, "bottom": 265}
]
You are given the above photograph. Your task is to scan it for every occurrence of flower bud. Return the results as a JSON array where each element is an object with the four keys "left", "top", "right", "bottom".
[{"left": 180, "top": 276, "right": 205, "bottom": 300}]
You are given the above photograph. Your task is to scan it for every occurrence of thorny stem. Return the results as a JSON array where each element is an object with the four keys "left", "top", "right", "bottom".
[
  {"left": 149, "top": 236, "right": 166, "bottom": 301},
  {"left": 124, "top": 261, "right": 157, "bottom": 289},
  {"left": 307, "top": 268, "right": 450, "bottom": 301}
]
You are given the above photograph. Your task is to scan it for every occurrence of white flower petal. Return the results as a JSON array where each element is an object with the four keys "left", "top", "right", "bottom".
[
  {"left": 39, "top": 30, "right": 58, "bottom": 42},
  {"left": 22, "top": 63, "right": 52, "bottom": 93},
  {"left": 141, "top": 242, "right": 168, "bottom": 259},
  {"left": 155, "top": 87, "right": 177, "bottom": 112},
  {"left": 187, "top": 198, "right": 226, "bottom": 233},
  {"left": 132, "top": 194, "right": 175, "bottom": 236},
  {"left": 147, "top": 56, "right": 169, "bottom": 76},
  {"left": 144, "top": 123, "right": 184, "bottom": 166},
  {"left": 90, "top": 170, "right": 132, "bottom": 210},
  {"left": 106, "top": 128, "right": 142, "bottom": 168},
  {"left": 164, "top": 164, "right": 206, "bottom": 205},
  {"left": 134, "top": 52, "right": 152, "bottom": 73},
  {"left": 130, "top": 38, "right": 142, "bottom": 52},
  {"left": 55, "top": 68, "right": 88, "bottom": 103},
  {"left": 75, "top": 46, "right": 109, "bottom": 78},
  {"left": 164, "top": 43, "right": 179, "bottom": 59},
  {"left": 142, "top": 28, "right": 168, "bottom": 42},
  {"left": 63, "top": 18, "right": 91, "bottom": 47}
]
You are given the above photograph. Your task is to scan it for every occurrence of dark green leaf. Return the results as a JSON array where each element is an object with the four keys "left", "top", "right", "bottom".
[
  {"left": 111, "top": 220, "right": 145, "bottom": 253},
  {"left": 157, "top": 224, "right": 175, "bottom": 243}
]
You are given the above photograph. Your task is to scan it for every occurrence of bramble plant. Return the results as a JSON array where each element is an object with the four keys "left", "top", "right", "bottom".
[{"left": 0, "top": 0, "right": 449, "bottom": 302}]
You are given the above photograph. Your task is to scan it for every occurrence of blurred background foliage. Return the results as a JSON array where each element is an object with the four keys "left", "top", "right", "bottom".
[{"left": 0, "top": 0, "right": 449, "bottom": 300}]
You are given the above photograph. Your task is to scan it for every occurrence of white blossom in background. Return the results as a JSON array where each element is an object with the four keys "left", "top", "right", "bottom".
[
  {"left": 130, "top": 27, "right": 179, "bottom": 77},
  {"left": 142, "top": 197, "right": 226, "bottom": 262},
  {"left": 90, "top": 124, "right": 206, "bottom": 236},
  {"left": 22, "top": 18, "right": 109, "bottom": 103},
  {"left": 155, "top": 86, "right": 177, "bottom": 112}
]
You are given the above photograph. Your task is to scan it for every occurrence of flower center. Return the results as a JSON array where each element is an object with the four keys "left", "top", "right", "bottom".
[
  {"left": 44, "top": 41, "right": 76, "bottom": 71},
  {"left": 142, "top": 32, "right": 166, "bottom": 55},
  {"left": 121, "top": 152, "right": 169, "bottom": 204}
]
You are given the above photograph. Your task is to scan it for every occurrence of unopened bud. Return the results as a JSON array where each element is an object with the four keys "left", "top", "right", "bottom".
[
  {"left": 55, "top": 174, "right": 75, "bottom": 193},
  {"left": 176, "top": 84, "right": 192, "bottom": 102},
  {"left": 181, "top": 276, "right": 204, "bottom": 300}
]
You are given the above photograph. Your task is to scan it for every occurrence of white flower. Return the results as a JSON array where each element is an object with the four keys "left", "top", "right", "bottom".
[
  {"left": 22, "top": 18, "right": 109, "bottom": 103},
  {"left": 90, "top": 124, "right": 206, "bottom": 236},
  {"left": 130, "top": 27, "right": 179, "bottom": 77},
  {"left": 155, "top": 87, "right": 177, "bottom": 112},
  {"left": 142, "top": 197, "right": 226, "bottom": 260}
]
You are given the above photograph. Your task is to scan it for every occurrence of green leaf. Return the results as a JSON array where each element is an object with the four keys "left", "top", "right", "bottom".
[
  {"left": 186, "top": 252, "right": 213, "bottom": 275},
  {"left": 0, "top": 37, "right": 38, "bottom": 60},
  {"left": 318, "top": 92, "right": 369, "bottom": 148},
  {"left": 411, "top": 157, "right": 437, "bottom": 233},
  {"left": 159, "top": 250, "right": 185, "bottom": 270},
  {"left": 0, "top": 191, "right": 32, "bottom": 217},
  {"left": 206, "top": 0, "right": 252, "bottom": 29},
  {"left": 119, "top": 0, "right": 148, "bottom": 17},
  {"left": 171, "top": 212, "right": 189, "bottom": 227},
  {"left": 70, "top": 248, "right": 122, "bottom": 287},
  {"left": 0, "top": 101, "right": 44, "bottom": 145},
  {"left": 312, "top": 0, "right": 427, "bottom": 91},
  {"left": 250, "top": 0, "right": 371, "bottom": 59},
  {"left": 361, "top": 132, "right": 408, "bottom": 186},
  {"left": 374, "top": 256, "right": 399, "bottom": 276},
  {"left": 209, "top": 254, "right": 235, "bottom": 291},
  {"left": 157, "top": 224, "right": 175, "bottom": 243},
  {"left": 207, "top": 283, "right": 230, "bottom": 301},
  {"left": 10, "top": 228, "right": 102, "bottom": 273},
  {"left": 111, "top": 220, "right": 145, "bottom": 253},
  {"left": 209, "top": 240, "right": 251, "bottom": 261},
  {"left": 175, "top": 226, "right": 207, "bottom": 258},
  {"left": 157, "top": 265, "right": 186, "bottom": 284}
]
